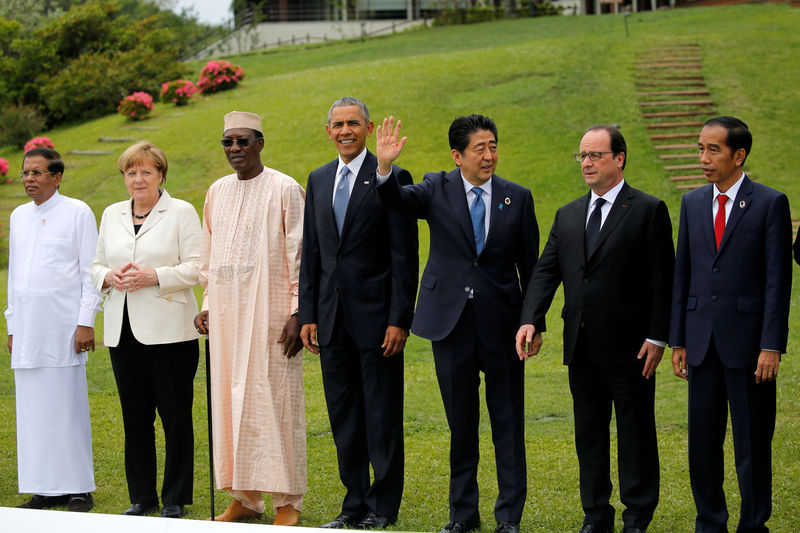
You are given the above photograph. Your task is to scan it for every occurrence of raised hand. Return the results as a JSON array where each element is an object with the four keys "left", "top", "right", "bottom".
[{"left": 376, "top": 116, "right": 408, "bottom": 175}]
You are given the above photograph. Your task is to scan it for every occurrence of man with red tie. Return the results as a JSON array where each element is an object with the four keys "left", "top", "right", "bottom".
[{"left": 670, "top": 116, "right": 792, "bottom": 533}]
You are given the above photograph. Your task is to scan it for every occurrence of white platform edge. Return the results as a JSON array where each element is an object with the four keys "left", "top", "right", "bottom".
[{"left": 1, "top": 507, "right": 332, "bottom": 532}]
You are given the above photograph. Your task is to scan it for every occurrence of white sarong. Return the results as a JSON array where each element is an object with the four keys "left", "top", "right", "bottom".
[{"left": 15, "top": 364, "right": 95, "bottom": 495}]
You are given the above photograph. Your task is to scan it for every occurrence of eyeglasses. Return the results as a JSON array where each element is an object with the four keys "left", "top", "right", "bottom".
[
  {"left": 220, "top": 138, "right": 256, "bottom": 148},
  {"left": 574, "top": 151, "right": 612, "bottom": 162},
  {"left": 19, "top": 170, "right": 54, "bottom": 178}
]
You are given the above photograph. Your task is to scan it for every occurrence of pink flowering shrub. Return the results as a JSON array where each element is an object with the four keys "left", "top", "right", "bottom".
[
  {"left": 24, "top": 136, "right": 55, "bottom": 153},
  {"left": 0, "top": 157, "right": 10, "bottom": 183},
  {"left": 117, "top": 92, "right": 154, "bottom": 121},
  {"left": 196, "top": 60, "right": 245, "bottom": 94},
  {"left": 160, "top": 79, "right": 198, "bottom": 106}
]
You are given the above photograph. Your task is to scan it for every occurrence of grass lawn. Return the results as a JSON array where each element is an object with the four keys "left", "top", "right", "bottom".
[{"left": 1, "top": 4, "right": 800, "bottom": 531}]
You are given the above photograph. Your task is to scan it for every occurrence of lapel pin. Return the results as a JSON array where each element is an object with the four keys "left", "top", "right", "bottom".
[
  {"left": 739, "top": 200, "right": 746, "bottom": 208},
  {"left": 504, "top": 197, "right": 511, "bottom": 205},
  {"left": 363, "top": 181, "right": 369, "bottom": 185}
]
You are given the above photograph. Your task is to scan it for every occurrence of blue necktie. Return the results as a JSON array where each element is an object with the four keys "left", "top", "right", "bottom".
[
  {"left": 470, "top": 186, "right": 485, "bottom": 254},
  {"left": 585, "top": 197, "right": 606, "bottom": 255},
  {"left": 333, "top": 166, "right": 350, "bottom": 236}
]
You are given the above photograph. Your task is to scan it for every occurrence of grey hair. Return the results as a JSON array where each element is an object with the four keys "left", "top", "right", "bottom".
[{"left": 328, "top": 97, "right": 370, "bottom": 123}]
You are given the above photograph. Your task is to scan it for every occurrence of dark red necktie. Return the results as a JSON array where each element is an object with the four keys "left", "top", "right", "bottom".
[{"left": 714, "top": 194, "right": 728, "bottom": 250}]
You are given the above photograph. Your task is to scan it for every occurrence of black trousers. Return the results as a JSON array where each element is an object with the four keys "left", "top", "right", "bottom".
[
  {"left": 431, "top": 301, "right": 526, "bottom": 525},
  {"left": 688, "top": 342, "right": 775, "bottom": 533},
  {"left": 568, "top": 340, "right": 659, "bottom": 530},
  {"left": 109, "top": 306, "right": 199, "bottom": 507},
  {"left": 319, "top": 309, "right": 405, "bottom": 518}
]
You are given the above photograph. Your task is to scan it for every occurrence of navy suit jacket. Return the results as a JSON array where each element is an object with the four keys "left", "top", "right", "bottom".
[
  {"left": 669, "top": 175, "right": 792, "bottom": 368},
  {"left": 377, "top": 168, "right": 539, "bottom": 351},
  {"left": 299, "top": 151, "right": 418, "bottom": 348},
  {"left": 521, "top": 182, "right": 674, "bottom": 366}
]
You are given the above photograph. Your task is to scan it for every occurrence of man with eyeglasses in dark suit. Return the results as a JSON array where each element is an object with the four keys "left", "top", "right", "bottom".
[{"left": 516, "top": 125, "right": 674, "bottom": 533}]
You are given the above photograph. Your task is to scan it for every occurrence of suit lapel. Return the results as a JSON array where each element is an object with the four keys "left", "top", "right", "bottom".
[
  {"left": 339, "top": 152, "right": 376, "bottom": 242},
  {"left": 698, "top": 185, "right": 717, "bottom": 255},
  {"left": 444, "top": 169, "right": 476, "bottom": 254},
  {"left": 135, "top": 189, "right": 170, "bottom": 238},
  {"left": 588, "top": 183, "right": 633, "bottom": 259},
  {"left": 318, "top": 160, "right": 338, "bottom": 242},
  {"left": 572, "top": 192, "right": 591, "bottom": 266},
  {"left": 119, "top": 201, "right": 136, "bottom": 237},
  {"left": 484, "top": 176, "right": 507, "bottom": 253},
  {"left": 718, "top": 175, "right": 753, "bottom": 255}
]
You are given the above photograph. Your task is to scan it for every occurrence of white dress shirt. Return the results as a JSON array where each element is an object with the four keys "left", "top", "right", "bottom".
[
  {"left": 712, "top": 172, "right": 745, "bottom": 225},
  {"left": 332, "top": 148, "right": 368, "bottom": 206},
  {"left": 586, "top": 178, "right": 625, "bottom": 229},
  {"left": 462, "top": 174, "right": 492, "bottom": 241}
]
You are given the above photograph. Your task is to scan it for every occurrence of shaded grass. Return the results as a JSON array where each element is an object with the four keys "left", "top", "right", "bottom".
[{"left": 0, "top": 4, "right": 799, "bottom": 531}]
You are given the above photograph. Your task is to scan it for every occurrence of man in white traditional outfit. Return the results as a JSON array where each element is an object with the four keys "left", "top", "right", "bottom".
[
  {"left": 194, "top": 111, "right": 307, "bottom": 525},
  {"left": 5, "top": 147, "right": 102, "bottom": 513}
]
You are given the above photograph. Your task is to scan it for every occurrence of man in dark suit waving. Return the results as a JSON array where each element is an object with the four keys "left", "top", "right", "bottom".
[
  {"left": 299, "top": 97, "right": 418, "bottom": 529},
  {"left": 670, "top": 116, "right": 792, "bottom": 533},
  {"left": 375, "top": 114, "right": 539, "bottom": 533},
  {"left": 516, "top": 125, "right": 674, "bottom": 533}
]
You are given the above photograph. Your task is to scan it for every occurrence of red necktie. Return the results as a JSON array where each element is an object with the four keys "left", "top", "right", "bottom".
[{"left": 714, "top": 194, "right": 728, "bottom": 250}]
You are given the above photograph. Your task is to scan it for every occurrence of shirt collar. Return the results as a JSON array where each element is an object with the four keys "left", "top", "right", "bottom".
[
  {"left": 461, "top": 173, "right": 492, "bottom": 197},
  {"left": 338, "top": 148, "right": 367, "bottom": 178},
  {"left": 589, "top": 178, "right": 625, "bottom": 208},
  {"left": 33, "top": 190, "right": 62, "bottom": 212},
  {"left": 713, "top": 172, "right": 745, "bottom": 202}
]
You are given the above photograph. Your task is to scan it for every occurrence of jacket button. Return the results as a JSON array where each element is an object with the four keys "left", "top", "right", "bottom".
[
  {"left": 713, "top": 267, "right": 719, "bottom": 274},
  {"left": 711, "top": 295, "right": 718, "bottom": 302},
  {"left": 473, "top": 261, "right": 478, "bottom": 267},
  {"left": 583, "top": 278, "right": 589, "bottom": 284},
  {"left": 167, "top": 295, "right": 172, "bottom": 302}
]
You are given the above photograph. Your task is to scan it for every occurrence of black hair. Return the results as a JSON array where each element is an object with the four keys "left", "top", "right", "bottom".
[
  {"left": 448, "top": 115, "right": 498, "bottom": 153},
  {"left": 585, "top": 125, "right": 627, "bottom": 170},
  {"left": 703, "top": 116, "right": 751, "bottom": 164},
  {"left": 24, "top": 147, "right": 65, "bottom": 175}
]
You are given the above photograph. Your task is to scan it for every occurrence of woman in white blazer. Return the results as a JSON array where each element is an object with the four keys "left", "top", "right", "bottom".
[{"left": 91, "top": 142, "right": 201, "bottom": 519}]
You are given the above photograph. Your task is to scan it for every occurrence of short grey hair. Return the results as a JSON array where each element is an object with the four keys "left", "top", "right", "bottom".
[{"left": 328, "top": 96, "right": 370, "bottom": 123}]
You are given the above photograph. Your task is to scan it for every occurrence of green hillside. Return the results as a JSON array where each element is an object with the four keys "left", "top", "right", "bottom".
[{"left": 1, "top": 4, "right": 800, "bottom": 531}]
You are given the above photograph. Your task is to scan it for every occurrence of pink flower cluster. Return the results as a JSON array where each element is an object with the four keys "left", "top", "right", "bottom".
[
  {"left": 160, "top": 79, "right": 198, "bottom": 106},
  {"left": 24, "top": 136, "right": 55, "bottom": 153},
  {"left": 0, "top": 157, "right": 12, "bottom": 184},
  {"left": 196, "top": 60, "right": 245, "bottom": 94},
  {"left": 118, "top": 92, "right": 154, "bottom": 121}
]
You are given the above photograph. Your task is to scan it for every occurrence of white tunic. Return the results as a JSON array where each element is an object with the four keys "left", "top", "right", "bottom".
[
  {"left": 5, "top": 191, "right": 102, "bottom": 368},
  {"left": 5, "top": 191, "right": 101, "bottom": 494}
]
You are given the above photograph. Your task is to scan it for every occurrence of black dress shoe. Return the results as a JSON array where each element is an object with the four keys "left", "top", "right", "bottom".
[
  {"left": 357, "top": 512, "right": 397, "bottom": 529},
  {"left": 620, "top": 528, "right": 645, "bottom": 533},
  {"left": 321, "top": 513, "right": 364, "bottom": 528},
  {"left": 67, "top": 493, "right": 94, "bottom": 512},
  {"left": 123, "top": 502, "right": 160, "bottom": 515},
  {"left": 16, "top": 494, "right": 69, "bottom": 509},
  {"left": 440, "top": 517, "right": 481, "bottom": 533},
  {"left": 578, "top": 524, "right": 614, "bottom": 533},
  {"left": 495, "top": 522, "right": 519, "bottom": 533},
  {"left": 161, "top": 504, "right": 186, "bottom": 518}
]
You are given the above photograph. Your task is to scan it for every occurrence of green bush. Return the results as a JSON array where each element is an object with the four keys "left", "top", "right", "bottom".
[
  {"left": 0, "top": 104, "right": 46, "bottom": 149},
  {"left": 0, "top": 1, "right": 189, "bottom": 127}
]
